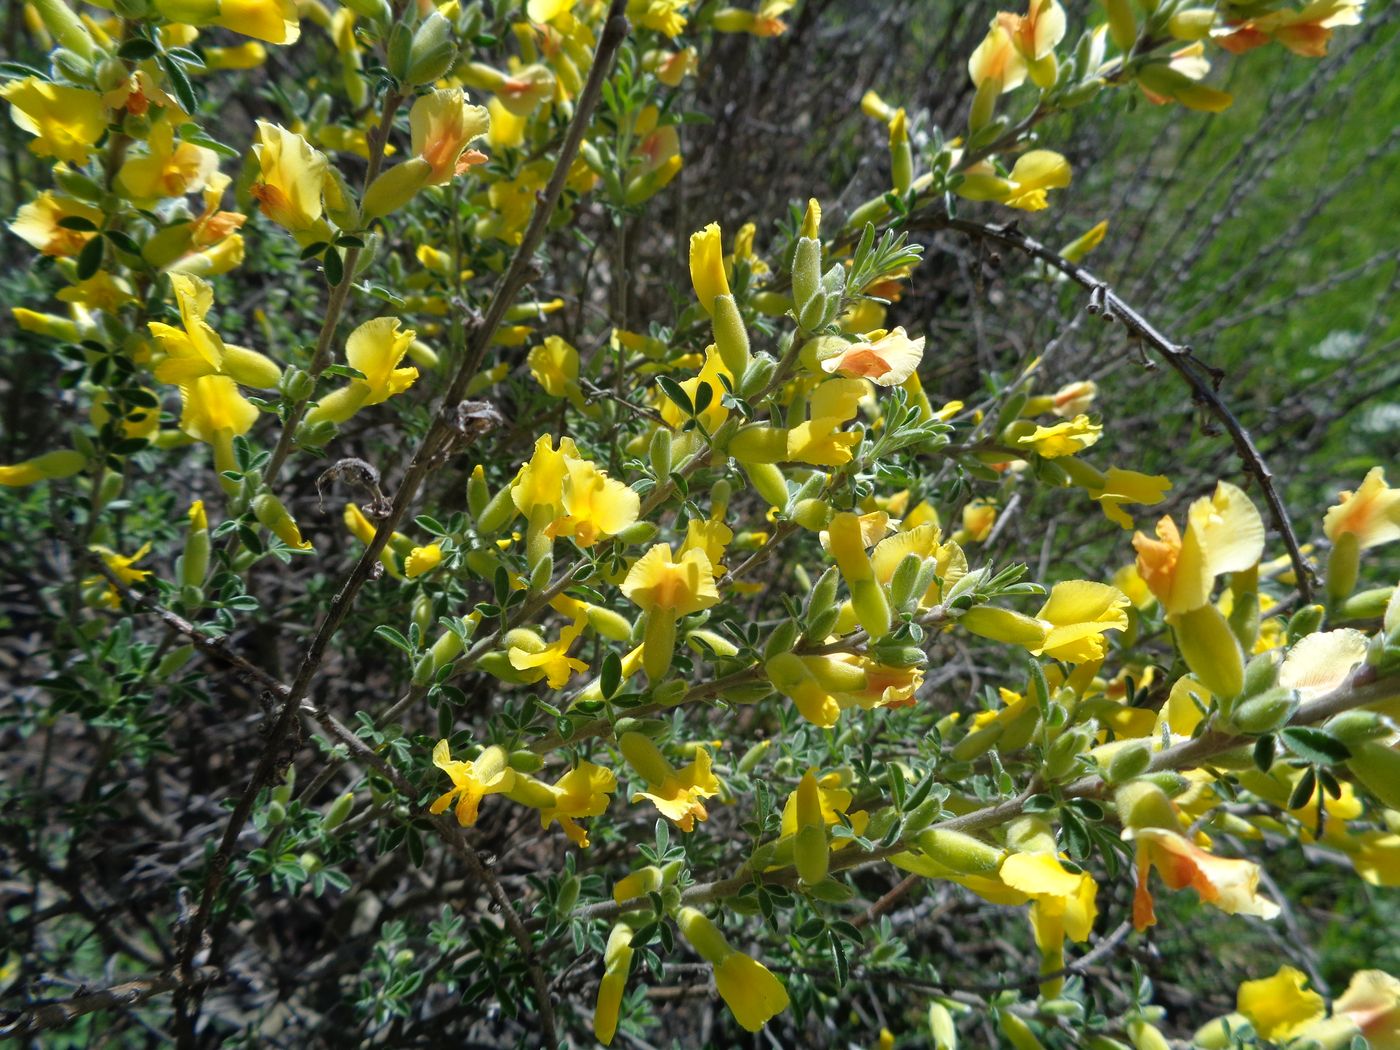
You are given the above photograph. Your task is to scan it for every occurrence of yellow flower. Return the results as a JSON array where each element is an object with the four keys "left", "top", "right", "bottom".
[
  {"left": 551, "top": 457, "right": 641, "bottom": 547},
  {"left": 1017, "top": 413, "right": 1101, "bottom": 458},
  {"left": 593, "top": 922, "right": 633, "bottom": 1045},
  {"left": 306, "top": 317, "right": 419, "bottom": 425},
  {"left": 404, "top": 543, "right": 442, "bottom": 578},
  {"left": 527, "top": 335, "right": 579, "bottom": 398},
  {"left": 116, "top": 122, "right": 218, "bottom": 204},
  {"left": 967, "top": 21, "right": 1028, "bottom": 92},
  {"left": 538, "top": 760, "right": 617, "bottom": 846},
  {"left": 410, "top": 88, "right": 490, "bottom": 185},
  {"left": 999, "top": 848, "right": 1098, "bottom": 989},
  {"left": 1133, "top": 481, "right": 1264, "bottom": 615},
  {"left": 508, "top": 615, "right": 589, "bottom": 689},
  {"left": 97, "top": 542, "right": 153, "bottom": 587},
  {"left": 1089, "top": 468, "right": 1172, "bottom": 529},
  {"left": 675, "top": 906, "right": 789, "bottom": 1029},
  {"left": 622, "top": 542, "right": 720, "bottom": 679},
  {"left": 213, "top": 0, "right": 300, "bottom": 44},
  {"left": 997, "top": 0, "right": 1067, "bottom": 70},
  {"left": 1324, "top": 466, "right": 1400, "bottom": 550},
  {"left": 1127, "top": 825, "right": 1280, "bottom": 930},
  {"left": 250, "top": 121, "right": 326, "bottom": 232},
  {"left": 959, "top": 150, "right": 1073, "bottom": 212},
  {"left": 960, "top": 499, "right": 998, "bottom": 543},
  {"left": 9, "top": 192, "right": 102, "bottom": 257},
  {"left": 778, "top": 770, "right": 869, "bottom": 842},
  {"left": 494, "top": 64, "right": 555, "bottom": 116},
  {"left": 1330, "top": 969, "right": 1400, "bottom": 1048},
  {"left": 1033, "top": 580, "right": 1130, "bottom": 663},
  {"left": 622, "top": 732, "right": 720, "bottom": 832},
  {"left": 689, "top": 222, "right": 730, "bottom": 315},
  {"left": 0, "top": 449, "right": 86, "bottom": 487},
  {"left": 818, "top": 327, "right": 926, "bottom": 387},
  {"left": 628, "top": 0, "right": 688, "bottom": 37},
  {"left": 1236, "top": 966, "right": 1324, "bottom": 1042},
  {"left": 714, "top": 951, "right": 791, "bottom": 1032},
  {"left": 179, "top": 374, "right": 258, "bottom": 445},
  {"left": 1, "top": 78, "right": 107, "bottom": 165},
  {"left": 786, "top": 378, "right": 866, "bottom": 466},
  {"left": 428, "top": 740, "right": 516, "bottom": 827}
]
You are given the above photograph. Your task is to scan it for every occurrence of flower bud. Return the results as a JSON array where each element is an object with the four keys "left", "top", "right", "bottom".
[
  {"left": 1321, "top": 709, "right": 1388, "bottom": 745},
  {"left": 321, "top": 791, "right": 355, "bottom": 831},
  {"left": 476, "top": 482, "right": 517, "bottom": 533},
  {"left": 959, "top": 606, "right": 1048, "bottom": 648},
  {"left": 744, "top": 462, "right": 789, "bottom": 508},
  {"left": 613, "top": 865, "right": 663, "bottom": 904},
  {"left": 1287, "top": 603, "right": 1326, "bottom": 644},
  {"left": 1326, "top": 531, "right": 1361, "bottom": 604},
  {"left": 1167, "top": 7, "right": 1216, "bottom": 39},
  {"left": 913, "top": 829, "right": 1003, "bottom": 875},
  {"left": 1169, "top": 604, "right": 1243, "bottom": 700},
  {"left": 737, "top": 739, "right": 772, "bottom": 774},
  {"left": 405, "top": 11, "right": 457, "bottom": 84},
  {"left": 1226, "top": 687, "right": 1299, "bottom": 735},
  {"left": 711, "top": 294, "right": 750, "bottom": 377},
  {"left": 1346, "top": 740, "right": 1400, "bottom": 810},
  {"left": 1114, "top": 780, "right": 1178, "bottom": 832},
  {"left": 1106, "top": 739, "right": 1153, "bottom": 783},
  {"left": 362, "top": 159, "right": 432, "bottom": 221},
  {"left": 792, "top": 236, "right": 822, "bottom": 314},
  {"left": 253, "top": 493, "right": 312, "bottom": 550}
]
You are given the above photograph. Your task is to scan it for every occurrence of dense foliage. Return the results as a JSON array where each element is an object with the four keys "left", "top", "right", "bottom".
[{"left": 1, "top": 0, "right": 1397, "bottom": 1047}]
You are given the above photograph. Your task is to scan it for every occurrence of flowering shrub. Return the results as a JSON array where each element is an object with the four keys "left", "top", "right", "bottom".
[{"left": 1, "top": 0, "right": 1396, "bottom": 1046}]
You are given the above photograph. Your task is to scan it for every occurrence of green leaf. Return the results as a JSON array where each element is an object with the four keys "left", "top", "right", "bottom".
[
  {"left": 1252, "top": 734, "right": 1276, "bottom": 773},
  {"left": 374, "top": 625, "right": 414, "bottom": 654},
  {"left": 600, "top": 651, "right": 622, "bottom": 699},
  {"left": 57, "top": 215, "right": 99, "bottom": 232},
  {"left": 1287, "top": 765, "right": 1318, "bottom": 810},
  {"left": 655, "top": 376, "right": 692, "bottom": 415},
  {"left": 118, "top": 38, "right": 160, "bottom": 61},
  {"left": 76, "top": 235, "right": 104, "bottom": 280},
  {"left": 158, "top": 53, "right": 198, "bottom": 114},
  {"left": 1280, "top": 726, "right": 1351, "bottom": 766},
  {"left": 323, "top": 248, "right": 345, "bottom": 286}
]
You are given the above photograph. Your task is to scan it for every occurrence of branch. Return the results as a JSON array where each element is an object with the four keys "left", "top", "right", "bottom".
[
  {"left": 172, "top": 9, "right": 632, "bottom": 1044},
  {"left": 567, "top": 667, "right": 1396, "bottom": 926},
  {"left": 0, "top": 968, "right": 219, "bottom": 1038},
  {"left": 926, "top": 215, "right": 1318, "bottom": 605}
]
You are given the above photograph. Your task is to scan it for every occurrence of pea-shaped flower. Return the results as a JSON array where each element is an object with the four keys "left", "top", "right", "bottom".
[{"left": 621, "top": 543, "right": 720, "bottom": 680}]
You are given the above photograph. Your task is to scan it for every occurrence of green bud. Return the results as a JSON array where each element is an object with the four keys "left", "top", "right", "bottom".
[
  {"left": 321, "top": 791, "right": 355, "bottom": 831},
  {"left": 615, "top": 521, "right": 660, "bottom": 546},
  {"left": 476, "top": 482, "right": 517, "bottom": 533},
  {"left": 405, "top": 11, "right": 456, "bottom": 85},
  {"left": 1288, "top": 603, "right": 1326, "bottom": 644},
  {"left": 913, "top": 829, "right": 1004, "bottom": 875},
  {"left": 738, "top": 352, "right": 777, "bottom": 397},
  {"left": 362, "top": 159, "right": 432, "bottom": 221},
  {"left": 711, "top": 294, "right": 750, "bottom": 377},
  {"left": 266, "top": 799, "right": 287, "bottom": 826},
  {"left": 1335, "top": 586, "right": 1394, "bottom": 622},
  {"left": 794, "top": 822, "right": 828, "bottom": 884},
  {"left": 1322, "top": 709, "right": 1388, "bottom": 745},
  {"left": 1239, "top": 649, "right": 1282, "bottom": 701},
  {"left": 1326, "top": 531, "right": 1361, "bottom": 604},
  {"left": 1106, "top": 740, "right": 1153, "bottom": 783},
  {"left": 648, "top": 427, "right": 672, "bottom": 480},
  {"left": 1227, "top": 686, "right": 1299, "bottom": 734},
  {"left": 737, "top": 739, "right": 772, "bottom": 774},
  {"left": 888, "top": 552, "right": 923, "bottom": 612},
  {"left": 797, "top": 290, "right": 829, "bottom": 332},
  {"left": 791, "top": 236, "right": 822, "bottom": 314},
  {"left": 280, "top": 366, "right": 315, "bottom": 403},
  {"left": 950, "top": 723, "right": 1002, "bottom": 763},
  {"left": 902, "top": 797, "right": 942, "bottom": 836}
]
